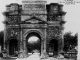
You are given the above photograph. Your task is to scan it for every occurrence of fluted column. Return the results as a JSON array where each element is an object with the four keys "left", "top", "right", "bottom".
[
  {"left": 3, "top": 28, "right": 8, "bottom": 57},
  {"left": 22, "top": 40, "right": 28, "bottom": 58},
  {"left": 4, "top": 28, "right": 6, "bottom": 51},
  {"left": 18, "top": 29, "right": 23, "bottom": 58},
  {"left": 41, "top": 28, "right": 48, "bottom": 59},
  {"left": 60, "top": 26, "right": 65, "bottom": 54}
]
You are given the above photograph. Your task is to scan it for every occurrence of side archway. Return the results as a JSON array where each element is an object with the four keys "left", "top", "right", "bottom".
[
  {"left": 48, "top": 39, "right": 58, "bottom": 57},
  {"left": 8, "top": 38, "right": 19, "bottom": 57}
]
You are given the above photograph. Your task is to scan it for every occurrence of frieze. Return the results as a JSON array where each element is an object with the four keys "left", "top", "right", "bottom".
[
  {"left": 21, "top": 24, "right": 47, "bottom": 28},
  {"left": 6, "top": 25, "right": 20, "bottom": 29},
  {"left": 21, "top": 10, "right": 47, "bottom": 15},
  {"left": 48, "top": 21, "right": 61, "bottom": 26}
]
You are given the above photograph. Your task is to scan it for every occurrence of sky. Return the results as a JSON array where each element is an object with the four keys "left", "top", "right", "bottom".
[
  {"left": 28, "top": 36, "right": 39, "bottom": 43},
  {"left": 0, "top": 0, "right": 80, "bottom": 35}
]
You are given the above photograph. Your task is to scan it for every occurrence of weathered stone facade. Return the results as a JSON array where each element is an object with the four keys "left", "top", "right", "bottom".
[{"left": 3, "top": 0, "right": 66, "bottom": 58}]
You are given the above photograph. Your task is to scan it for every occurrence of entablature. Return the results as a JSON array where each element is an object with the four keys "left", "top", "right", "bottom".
[
  {"left": 6, "top": 24, "right": 20, "bottom": 29},
  {"left": 20, "top": 24, "right": 47, "bottom": 29},
  {"left": 47, "top": 20, "right": 65, "bottom": 26}
]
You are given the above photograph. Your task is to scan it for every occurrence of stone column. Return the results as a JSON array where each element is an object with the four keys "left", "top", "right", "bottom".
[
  {"left": 4, "top": 28, "right": 6, "bottom": 51},
  {"left": 41, "top": 28, "right": 48, "bottom": 59},
  {"left": 18, "top": 41, "right": 23, "bottom": 58},
  {"left": 18, "top": 29, "right": 23, "bottom": 58},
  {"left": 41, "top": 40, "right": 48, "bottom": 58},
  {"left": 7, "top": 44, "right": 9, "bottom": 57},
  {"left": 41, "top": 39, "right": 44, "bottom": 57},
  {"left": 18, "top": 29, "right": 28, "bottom": 58},
  {"left": 3, "top": 28, "right": 8, "bottom": 57},
  {"left": 60, "top": 26, "right": 64, "bottom": 54},
  {"left": 23, "top": 40, "right": 28, "bottom": 58},
  {"left": 0, "top": 46, "right": 1, "bottom": 53}
]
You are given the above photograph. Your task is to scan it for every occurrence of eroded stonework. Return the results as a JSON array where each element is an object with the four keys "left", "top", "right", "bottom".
[{"left": 3, "top": 0, "right": 66, "bottom": 58}]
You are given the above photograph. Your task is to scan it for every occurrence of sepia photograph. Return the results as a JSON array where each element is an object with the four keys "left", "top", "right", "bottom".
[{"left": 0, "top": 0, "right": 79, "bottom": 60}]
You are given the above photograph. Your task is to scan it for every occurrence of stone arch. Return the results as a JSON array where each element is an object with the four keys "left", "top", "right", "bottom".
[
  {"left": 48, "top": 39, "right": 58, "bottom": 57},
  {"left": 7, "top": 37, "right": 19, "bottom": 57},
  {"left": 24, "top": 30, "right": 43, "bottom": 54},
  {"left": 24, "top": 30, "right": 43, "bottom": 41}
]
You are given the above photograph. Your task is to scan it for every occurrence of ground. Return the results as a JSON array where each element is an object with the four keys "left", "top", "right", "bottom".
[{"left": 0, "top": 53, "right": 77, "bottom": 60}]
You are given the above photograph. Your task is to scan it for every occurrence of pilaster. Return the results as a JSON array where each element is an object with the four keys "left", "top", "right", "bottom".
[{"left": 41, "top": 28, "right": 48, "bottom": 59}]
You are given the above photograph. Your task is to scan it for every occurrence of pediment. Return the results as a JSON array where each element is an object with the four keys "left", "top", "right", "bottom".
[{"left": 22, "top": 17, "right": 46, "bottom": 24}]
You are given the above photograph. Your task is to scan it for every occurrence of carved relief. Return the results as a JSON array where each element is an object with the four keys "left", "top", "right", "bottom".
[
  {"left": 7, "top": 15, "right": 20, "bottom": 24},
  {"left": 6, "top": 28, "right": 19, "bottom": 40},
  {"left": 47, "top": 26, "right": 62, "bottom": 40}
]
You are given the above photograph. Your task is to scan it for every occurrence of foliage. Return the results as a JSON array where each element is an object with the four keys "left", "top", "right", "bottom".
[{"left": 63, "top": 32, "right": 78, "bottom": 52}]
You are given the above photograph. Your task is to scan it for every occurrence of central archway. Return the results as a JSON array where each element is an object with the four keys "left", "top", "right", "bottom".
[{"left": 26, "top": 32, "right": 41, "bottom": 55}]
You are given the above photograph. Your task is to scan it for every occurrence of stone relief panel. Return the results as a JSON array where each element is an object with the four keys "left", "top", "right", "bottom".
[
  {"left": 5, "top": 15, "right": 20, "bottom": 24},
  {"left": 21, "top": 11, "right": 47, "bottom": 21},
  {"left": 21, "top": 15, "right": 31, "bottom": 21},
  {"left": 46, "top": 26, "right": 63, "bottom": 53},
  {"left": 22, "top": 4, "right": 46, "bottom": 10},
  {"left": 48, "top": 14, "right": 62, "bottom": 21},
  {"left": 47, "top": 26, "right": 62, "bottom": 42},
  {"left": 5, "top": 28, "right": 20, "bottom": 42},
  {"left": 36, "top": 14, "right": 47, "bottom": 21}
]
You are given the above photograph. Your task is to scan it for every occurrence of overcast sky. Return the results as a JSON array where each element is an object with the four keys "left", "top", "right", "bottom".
[{"left": 0, "top": 0, "right": 80, "bottom": 35}]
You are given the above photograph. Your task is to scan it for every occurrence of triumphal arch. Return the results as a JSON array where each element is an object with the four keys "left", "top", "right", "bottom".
[{"left": 3, "top": 0, "right": 66, "bottom": 58}]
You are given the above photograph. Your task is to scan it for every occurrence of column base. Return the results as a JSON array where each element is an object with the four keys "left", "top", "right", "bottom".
[
  {"left": 60, "top": 50, "right": 65, "bottom": 53},
  {"left": 40, "top": 53, "right": 49, "bottom": 59},
  {"left": 18, "top": 51, "right": 28, "bottom": 58}
]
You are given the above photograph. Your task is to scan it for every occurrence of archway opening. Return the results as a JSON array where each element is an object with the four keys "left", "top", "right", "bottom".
[
  {"left": 49, "top": 39, "right": 58, "bottom": 57},
  {"left": 26, "top": 32, "right": 41, "bottom": 55},
  {"left": 9, "top": 39, "right": 18, "bottom": 57}
]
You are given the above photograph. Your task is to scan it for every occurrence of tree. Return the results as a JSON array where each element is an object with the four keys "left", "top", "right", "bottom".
[
  {"left": 63, "top": 32, "right": 78, "bottom": 52},
  {"left": 73, "top": 33, "right": 78, "bottom": 46}
]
